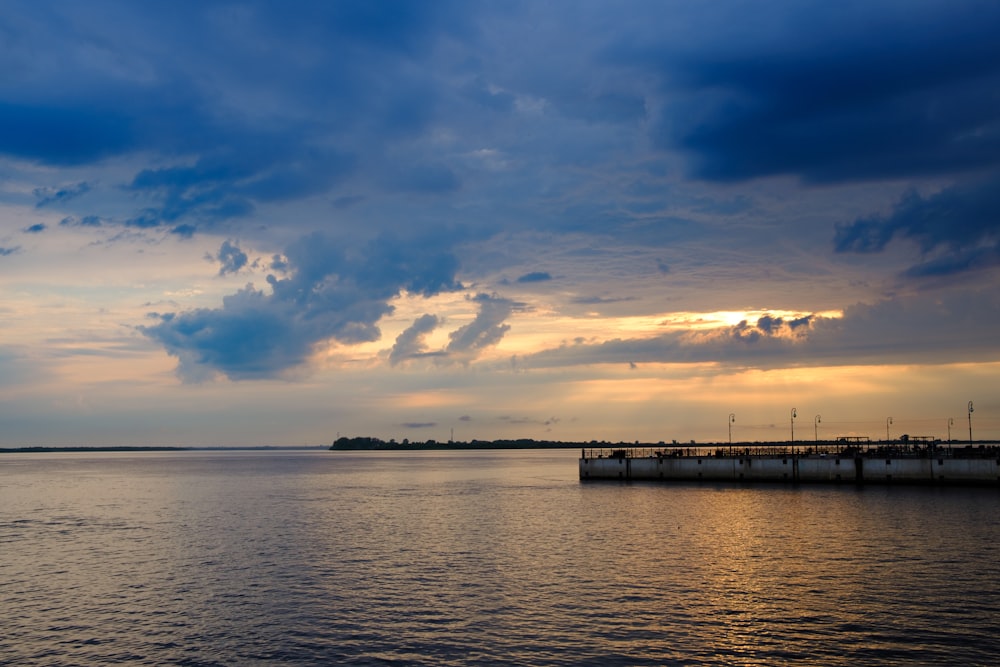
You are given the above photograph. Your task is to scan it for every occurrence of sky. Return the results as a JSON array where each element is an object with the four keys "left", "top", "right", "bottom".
[{"left": 2, "top": 0, "right": 999, "bottom": 446}]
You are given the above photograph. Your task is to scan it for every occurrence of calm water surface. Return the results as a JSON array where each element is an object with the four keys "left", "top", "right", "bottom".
[{"left": 2, "top": 449, "right": 999, "bottom": 665}]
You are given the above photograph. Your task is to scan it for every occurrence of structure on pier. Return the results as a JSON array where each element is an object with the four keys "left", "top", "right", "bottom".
[{"left": 579, "top": 442, "right": 1000, "bottom": 485}]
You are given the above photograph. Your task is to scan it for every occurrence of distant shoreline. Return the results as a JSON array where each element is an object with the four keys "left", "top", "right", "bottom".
[
  {"left": 0, "top": 446, "right": 193, "bottom": 453},
  {"left": 0, "top": 446, "right": 337, "bottom": 453}
]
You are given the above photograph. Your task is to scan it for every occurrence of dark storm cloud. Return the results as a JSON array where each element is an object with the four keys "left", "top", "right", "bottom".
[
  {"left": 637, "top": 3, "right": 1000, "bottom": 183},
  {"left": 216, "top": 240, "right": 248, "bottom": 276},
  {"left": 0, "top": 102, "right": 135, "bottom": 165},
  {"left": 903, "top": 247, "right": 1000, "bottom": 280},
  {"left": 602, "top": 1, "right": 1000, "bottom": 284},
  {"left": 269, "top": 255, "right": 289, "bottom": 272},
  {"left": 0, "top": 68, "right": 227, "bottom": 168},
  {"left": 170, "top": 224, "right": 197, "bottom": 239},
  {"left": 124, "top": 146, "right": 357, "bottom": 228},
  {"left": 1, "top": 0, "right": 476, "bottom": 231},
  {"left": 8, "top": 2, "right": 996, "bottom": 240},
  {"left": 141, "top": 231, "right": 462, "bottom": 381},
  {"left": 5, "top": 90, "right": 335, "bottom": 231},
  {"left": 516, "top": 271, "right": 552, "bottom": 283},
  {"left": 835, "top": 177, "right": 1000, "bottom": 277}
]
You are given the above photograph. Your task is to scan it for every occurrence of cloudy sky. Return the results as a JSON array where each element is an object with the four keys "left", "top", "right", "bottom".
[{"left": 2, "top": 0, "right": 999, "bottom": 446}]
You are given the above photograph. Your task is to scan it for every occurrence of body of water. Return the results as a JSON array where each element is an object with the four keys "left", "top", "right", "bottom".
[{"left": 2, "top": 449, "right": 998, "bottom": 665}]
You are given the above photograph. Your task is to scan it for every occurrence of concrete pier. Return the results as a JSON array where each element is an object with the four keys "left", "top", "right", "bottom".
[{"left": 579, "top": 443, "right": 1000, "bottom": 485}]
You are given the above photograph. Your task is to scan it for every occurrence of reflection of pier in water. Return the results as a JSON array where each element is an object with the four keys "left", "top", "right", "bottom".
[{"left": 580, "top": 440, "right": 1000, "bottom": 485}]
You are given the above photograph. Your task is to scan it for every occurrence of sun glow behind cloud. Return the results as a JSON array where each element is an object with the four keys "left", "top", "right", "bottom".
[{"left": 368, "top": 290, "right": 847, "bottom": 367}]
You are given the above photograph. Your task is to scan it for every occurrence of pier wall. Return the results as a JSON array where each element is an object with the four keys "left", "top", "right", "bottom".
[{"left": 579, "top": 454, "right": 1000, "bottom": 485}]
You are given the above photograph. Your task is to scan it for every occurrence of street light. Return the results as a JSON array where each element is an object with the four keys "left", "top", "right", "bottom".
[
  {"left": 968, "top": 401, "right": 974, "bottom": 443},
  {"left": 886, "top": 416, "right": 893, "bottom": 443},
  {"left": 790, "top": 408, "right": 797, "bottom": 444},
  {"left": 728, "top": 413, "right": 735, "bottom": 450},
  {"left": 814, "top": 414, "right": 821, "bottom": 442},
  {"left": 948, "top": 417, "right": 954, "bottom": 443}
]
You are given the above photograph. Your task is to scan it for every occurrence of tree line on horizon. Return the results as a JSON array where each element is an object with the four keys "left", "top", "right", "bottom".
[{"left": 330, "top": 436, "right": 616, "bottom": 450}]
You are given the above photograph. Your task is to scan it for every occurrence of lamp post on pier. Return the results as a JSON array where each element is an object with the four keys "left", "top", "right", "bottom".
[
  {"left": 814, "top": 414, "right": 821, "bottom": 442},
  {"left": 948, "top": 417, "right": 954, "bottom": 443},
  {"left": 728, "top": 413, "right": 735, "bottom": 453},
  {"left": 790, "top": 408, "right": 797, "bottom": 452},
  {"left": 968, "top": 401, "right": 974, "bottom": 443},
  {"left": 886, "top": 417, "right": 893, "bottom": 443}
]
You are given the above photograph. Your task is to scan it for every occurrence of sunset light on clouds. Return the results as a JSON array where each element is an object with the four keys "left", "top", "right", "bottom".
[{"left": 2, "top": 0, "right": 999, "bottom": 446}]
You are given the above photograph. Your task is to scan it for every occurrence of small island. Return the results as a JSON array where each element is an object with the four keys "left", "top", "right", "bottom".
[{"left": 331, "top": 436, "right": 598, "bottom": 451}]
